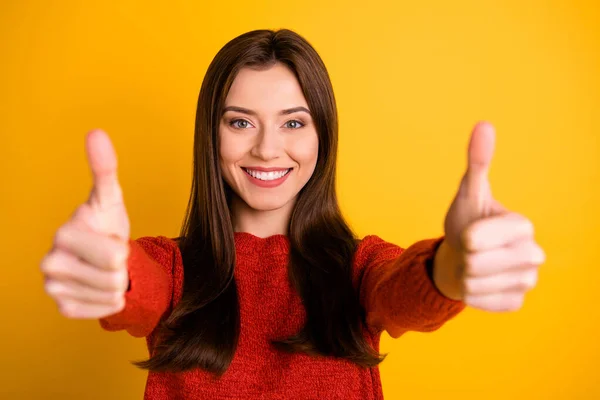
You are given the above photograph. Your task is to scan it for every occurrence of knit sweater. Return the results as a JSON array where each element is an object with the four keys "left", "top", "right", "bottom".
[{"left": 99, "top": 232, "right": 465, "bottom": 399}]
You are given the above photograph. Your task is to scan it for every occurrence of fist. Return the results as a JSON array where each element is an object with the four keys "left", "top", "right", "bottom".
[
  {"left": 40, "top": 129, "right": 131, "bottom": 319},
  {"left": 434, "top": 122, "right": 546, "bottom": 312},
  {"left": 436, "top": 209, "right": 546, "bottom": 311}
]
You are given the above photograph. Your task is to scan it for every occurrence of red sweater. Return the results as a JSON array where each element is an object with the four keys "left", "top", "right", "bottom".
[{"left": 100, "top": 232, "right": 465, "bottom": 399}]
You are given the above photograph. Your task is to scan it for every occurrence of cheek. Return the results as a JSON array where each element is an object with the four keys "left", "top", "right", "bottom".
[
  {"left": 290, "top": 134, "right": 319, "bottom": 173},
  {"left": 218, "top": 130, "right": 242, "bottom": 181}
]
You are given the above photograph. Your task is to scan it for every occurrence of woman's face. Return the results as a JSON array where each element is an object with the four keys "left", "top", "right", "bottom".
[{"left": 219, "top": 62, "right": 319, "bottom": 212}]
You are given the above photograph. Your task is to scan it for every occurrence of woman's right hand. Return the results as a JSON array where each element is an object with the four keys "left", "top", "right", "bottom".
[{"left": 41, "top": 129, "right": 132, "bottom": 319}]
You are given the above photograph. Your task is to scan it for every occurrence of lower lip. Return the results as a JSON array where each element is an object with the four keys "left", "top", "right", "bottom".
[{"left": 243, "top": 168, "right": 292, "bottom": 188}]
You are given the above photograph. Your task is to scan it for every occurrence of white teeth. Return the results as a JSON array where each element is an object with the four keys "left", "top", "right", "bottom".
[{"left": 244, "top": 168, "right": 291, "bottom": 181}]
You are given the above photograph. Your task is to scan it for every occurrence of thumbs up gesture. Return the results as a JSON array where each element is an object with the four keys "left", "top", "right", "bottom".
[
  {"left": 40, "top": 129, "right": 131, "bottom": 319},
  {"left": 432, "top": 122, "right": 546, "bottom": 312}
]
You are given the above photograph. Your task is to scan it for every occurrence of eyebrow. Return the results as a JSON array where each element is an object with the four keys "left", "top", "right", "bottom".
[{"left": 222, "top": 106, "right": 311, "bottom": 116}]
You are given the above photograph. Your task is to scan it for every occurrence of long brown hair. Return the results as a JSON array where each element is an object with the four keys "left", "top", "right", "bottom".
[{"left": 134, "top": 29, "right": 384, "bottom": 375}]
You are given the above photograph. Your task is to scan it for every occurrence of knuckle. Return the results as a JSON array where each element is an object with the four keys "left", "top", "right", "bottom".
[
  {"left": 45, "top": 281, "right": 62, "bottom": 297},
  {"left": 112, "top": 295, "right": 126, "bottom": 311},
  {"left": 529, "top": 252, "right": 539, "bottom": 265},
  {"left": 533, "top": 246, "right": 546, "bottom": 265},
  {"left": 527, "top": 246, "right": 544, "bottom": 265},
  {"left": 521, "top": 243, "right": 544, "bottom": 266},
  {"left": 522, "top": 271, "right": 538, "bottom": 290},
  {"left": 110, "top": 244, "right": 130, "bottom": 270},
  {"left": 521, "top": 217, "right": 535, "bottom": 237},
  {"left": 39, "top": 254, "right": 53, "bottom": 275},
  {"left": 41, "top": 257, "right": 60, "bottom": 277},
  {"left": 111, "top": 292, "right": 125, "bottom": 306},
  {"left": 506, "top": 293, "right": 525, "bottom": 311},
  {"left": 54, "top": 224, "right": 72, "bottom": 247},
  {"left": 59, "top": 302, "right": 78, "bottom": 318}
]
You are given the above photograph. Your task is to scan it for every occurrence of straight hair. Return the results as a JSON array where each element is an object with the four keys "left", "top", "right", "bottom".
[{"left": 134, "top": 29, "right": 384, "bottom": 375}]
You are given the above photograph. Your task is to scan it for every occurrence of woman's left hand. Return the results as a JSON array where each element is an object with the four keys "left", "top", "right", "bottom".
[{"left": 432, "top": 122, "right": 546, "bottom": 312}]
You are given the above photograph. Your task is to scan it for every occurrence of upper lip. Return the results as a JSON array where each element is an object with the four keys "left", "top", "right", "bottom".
[{"left": 242, "top": 166, "right": 293, "bottom": 172}]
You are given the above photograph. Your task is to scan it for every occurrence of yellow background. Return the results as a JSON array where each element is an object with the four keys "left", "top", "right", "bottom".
[{"left": 1, "top": 0, "right": 598, "bottom": 398}]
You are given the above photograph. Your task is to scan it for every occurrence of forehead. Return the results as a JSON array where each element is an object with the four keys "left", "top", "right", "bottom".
[{"left": 225, "top": 63, "right": 308, "bottom": 111}]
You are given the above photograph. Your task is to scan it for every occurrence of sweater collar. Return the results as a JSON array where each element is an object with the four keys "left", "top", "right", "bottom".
[{"left": 234, "top": 231, "right": 290, "bottom": 255}]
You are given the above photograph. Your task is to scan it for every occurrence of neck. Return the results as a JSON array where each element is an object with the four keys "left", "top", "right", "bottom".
[{"left": 230, "top": 195, "right": 295, "bottom": 238}]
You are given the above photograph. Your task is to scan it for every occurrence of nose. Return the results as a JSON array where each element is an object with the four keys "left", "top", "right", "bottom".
[{"left": 250, "top": 126, "right": 283, "bottom": 161}]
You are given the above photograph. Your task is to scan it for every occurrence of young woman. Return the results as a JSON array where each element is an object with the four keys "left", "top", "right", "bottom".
[{"left": 40, "top": 29, "right": 545, "bottom": 399}]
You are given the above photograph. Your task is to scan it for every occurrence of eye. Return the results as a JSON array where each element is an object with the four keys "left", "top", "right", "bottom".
[
  {"left": 230, "top": 119, "right": 254, "bottom": 129},
  {"left": 284, "top": 120, "right": 304, "bottom": 129}
]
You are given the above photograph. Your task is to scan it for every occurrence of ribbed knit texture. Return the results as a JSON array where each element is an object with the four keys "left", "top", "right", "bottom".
[{"left": 100, "top": 232, "right": 465, "bottom": 399}]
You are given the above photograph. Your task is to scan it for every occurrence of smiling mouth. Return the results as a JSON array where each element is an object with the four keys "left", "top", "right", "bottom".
[{"left": 242, "top": 167, "right": 292, "bottom": 181}]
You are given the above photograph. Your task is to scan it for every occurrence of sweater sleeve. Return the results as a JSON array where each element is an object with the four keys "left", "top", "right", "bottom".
[
  {"left": 98, "top": 235, "right": 183, "bottom": 338},
  {"left": 354, "top": 235, "right": 466, "bottom": 338}
]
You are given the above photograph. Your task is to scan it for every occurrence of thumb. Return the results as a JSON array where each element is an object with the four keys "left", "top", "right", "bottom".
[
  {"left": 85, "top": 129, "right": 123, "bottom": 208},
  {"left": 461, "top": 121, "right": 496, "bottom": 216}
]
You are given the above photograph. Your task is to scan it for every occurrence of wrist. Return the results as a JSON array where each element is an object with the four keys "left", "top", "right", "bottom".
[{"left": 433, "top": 239, "right": 464, "bottom": 301}]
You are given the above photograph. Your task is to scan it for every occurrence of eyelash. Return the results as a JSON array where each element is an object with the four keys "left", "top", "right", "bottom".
[{"left": 228, "top": 119, "right": 305, "bottom": 130}]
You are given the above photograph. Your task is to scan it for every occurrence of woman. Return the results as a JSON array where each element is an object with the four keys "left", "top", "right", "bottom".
[{"left": 40, "top": 29, "right": 545, "bottom": 399}]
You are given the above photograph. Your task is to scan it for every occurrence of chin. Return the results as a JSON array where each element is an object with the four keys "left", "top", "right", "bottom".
[{"left": 243, "top": 194, "right": 293, "bottom": 212}]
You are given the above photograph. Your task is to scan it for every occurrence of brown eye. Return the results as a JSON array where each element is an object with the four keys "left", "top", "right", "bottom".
[
  {"left": 230, "top": 119, "right": 252, "bottom": 129},
  {"left": 284, "top": 120, "right": 304, "bottom": 129}
]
